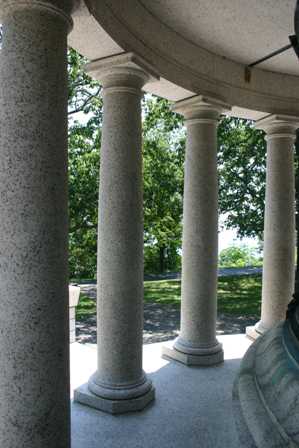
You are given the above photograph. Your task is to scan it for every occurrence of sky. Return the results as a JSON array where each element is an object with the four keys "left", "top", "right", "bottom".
[
  {"left": 218, "top": 225, "right": 258, "bottom": 253},
  {"left": 218, "top": 214, "right": 259, "bottom": 253}
]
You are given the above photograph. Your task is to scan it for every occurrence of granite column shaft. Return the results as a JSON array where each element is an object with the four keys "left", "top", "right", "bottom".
[
  {"left": 75, "top": 55, "right": 157, "bottom": 413},
  {"left": 0, "top": 1, "right": 74, "bottom": 447},
  {"left": 163, "top": 96, "right": 230, "bottom": 366},
  {"left": 247, "top": 115, "right": 298, "bottom": 339}
]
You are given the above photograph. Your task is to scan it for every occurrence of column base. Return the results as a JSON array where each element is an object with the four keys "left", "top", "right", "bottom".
[
  {"left": 74, "top": 374, "right": 155, "bottom": 415},
  {"left": 162, "top": 338, "right": 224, "bottom": 366},
  {"left": 246, "top": 321, "right": 267, "bottom": 340}
]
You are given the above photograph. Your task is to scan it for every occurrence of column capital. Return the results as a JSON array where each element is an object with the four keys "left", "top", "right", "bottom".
[
  {"left": 172, "top": 94, "right": 231, "bottom": 123},
  {"left": 255, "top": 114, "right": 299, "bottom": 141},
  {"left": 85, "top": 52, "right": 160, "bottom": 94},
  {"left": 0, "top": 0, "right": 76, "bottom": 30}
]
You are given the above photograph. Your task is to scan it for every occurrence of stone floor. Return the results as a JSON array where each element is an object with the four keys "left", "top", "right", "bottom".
[{"left": 70, "top": 334, "right": 252, "bottom": 448}]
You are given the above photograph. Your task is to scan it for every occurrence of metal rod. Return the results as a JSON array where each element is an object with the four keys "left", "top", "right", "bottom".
[{"left": 248, "top": 43, "right": 292, "bottom": 68}]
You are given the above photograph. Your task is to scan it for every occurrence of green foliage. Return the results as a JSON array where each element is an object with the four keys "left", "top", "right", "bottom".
[
  {"left": 68, "top": 49, "right": 267, "bottom": 278},
  {"left": 76, "top": 294, "right": 96, "bottom": 320},
  {"left": 219, "top": 245, "right": 262, "bottom": 268},
  {"left": 68, "top": 49, "right": 102, "bottom": 116},
  {"left": 68, "top": 49, "right": 102, "bottom": 278},
  {"left": 218, "top": 118, "right": 266, "bottom": 238},
  {"left": 144, "top": 244, "right": 181, "bottom": 274},
  {"left": 68, "top": 53, "right": 184, "bottom": 277},
  {"left": 143, "top": 96, "right": 184, "bottom": 272},
  {"left": 68, "top": 126, "right": 100, "bottom": 278}
]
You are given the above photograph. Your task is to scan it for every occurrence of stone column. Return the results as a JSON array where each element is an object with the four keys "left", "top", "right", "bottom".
[
  {"left": 247, "top": 115, "right": 298, "bottom": 340},
  {"left": 162, "top": 95, "right": 230, "bottom": 366},
  {"left": 0, "top": 1, "right": 74, "bottom": 447},
  {"left": 74, "top": 54, "right": 158, "bottom": 414}
]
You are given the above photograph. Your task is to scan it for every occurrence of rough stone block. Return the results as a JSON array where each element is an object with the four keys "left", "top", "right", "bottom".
[{"left": 69, "top": 285, "right": 80, "bottom": 308}]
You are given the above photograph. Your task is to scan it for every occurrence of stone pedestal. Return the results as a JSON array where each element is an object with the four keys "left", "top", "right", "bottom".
[
  {"left": 0, "top": 2, "right": 74, "bottom": 447},
  {"left": 234, "top": 321, "right": 299, "bottom": 447},
  {"left": 74, "top": 54, "right": 158, "bottom": 414},
  {"left": 162, "top": 95, "right": 230, "bottom": 366},
  {"left": 69, "top": 285, "right": 80, "bottom": 343},
  {"left": 246, "top": 115, "right": 299, "bottom": 340}
]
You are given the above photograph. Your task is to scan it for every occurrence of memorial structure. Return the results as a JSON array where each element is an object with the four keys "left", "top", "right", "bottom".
[{"left": 0, "top": 1, "right": 298, "bottom": 446}]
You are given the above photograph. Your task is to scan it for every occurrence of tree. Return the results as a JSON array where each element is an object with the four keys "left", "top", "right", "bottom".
[
  {"left": 219, "top": 245, "right": 262, "bottom": 268},
  {"left": 68, "top": 122, "right": 101, "bottom": 278},
  {"left": 143, "top": 96, "right": 184, "bottom": 272},
  {"left": 67, "top": 48, "right": 267, "bottom": 278},
  {"left": 68, "top": 49, "right": 102, "bottom": 117},
  {"left": 218, "top": 117, "right": 266, "bottom": 239},
  {"left": 67, "top": 52, "right": 184, "bottom": 276},
  {"left": 68, "top": 49, "right": 102, "bottom": 278}
]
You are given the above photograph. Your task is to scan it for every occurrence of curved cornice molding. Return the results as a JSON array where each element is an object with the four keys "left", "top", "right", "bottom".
[{"left": 85, "top": 0, "right": 299, "bottom": 116}]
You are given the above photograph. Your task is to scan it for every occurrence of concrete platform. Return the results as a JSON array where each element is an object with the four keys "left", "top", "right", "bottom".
[{"left": 70, "top": 334, "right": 252, "bottom": 448}]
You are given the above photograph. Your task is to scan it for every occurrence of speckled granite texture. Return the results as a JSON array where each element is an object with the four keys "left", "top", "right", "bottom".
[
  {"left": 165, "top": 96, "right": 230, "bottom": 366},
  {"left": 0, "top": 1, "right": 74, "bottom": 447},
  {"left": 75, "top": 56, "right": 157, "bottom": 413},
  {"left": 249, "top": 116, "right": 298, "bottom": 339}
]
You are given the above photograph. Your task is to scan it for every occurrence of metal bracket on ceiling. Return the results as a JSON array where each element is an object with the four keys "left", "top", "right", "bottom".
[{"left": 244, "top": 35, "right": 299, "bottom": 83}]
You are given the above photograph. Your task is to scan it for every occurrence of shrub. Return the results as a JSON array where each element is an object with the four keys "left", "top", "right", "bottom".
[{"left": 219, "top": 245, "right": 262, "bottom": 268}]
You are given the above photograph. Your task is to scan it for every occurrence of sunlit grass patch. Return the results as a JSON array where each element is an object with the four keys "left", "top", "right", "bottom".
[
  {"left": 144, "top": 275, "right": 262, "bottom": 316},
  {"left": 76, "top": 294, "right": 96, "bottom": 319},
  {"left": 144, "top": 279, "right": 181, "bottom": 305},
  {"left": 217, "top": 275, "right": 261, "bottom": 315},
  {"left": 76, "top": 274, "right": 262, "bottom": 319}
]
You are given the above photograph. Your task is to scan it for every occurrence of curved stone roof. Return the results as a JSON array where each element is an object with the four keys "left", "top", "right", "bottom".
[{"left": 69, "top": 0, "right": 299, "bottom": 119}]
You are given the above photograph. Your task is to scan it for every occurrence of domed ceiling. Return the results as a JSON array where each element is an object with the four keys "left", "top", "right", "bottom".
[
  {"left": 139, "top": 0, "right": 298, "bottom": 76},
  {"left": 70, "top": 0, "right": 299, "bottom": 119}
]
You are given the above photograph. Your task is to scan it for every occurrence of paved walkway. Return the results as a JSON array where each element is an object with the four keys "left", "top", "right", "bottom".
[
  {"left": 145, "top": 266, "right": 262, "bottom": 280},
  {"left": 76, "top": 267, "right": 260, "bottom": 344},
  {"left": 71, "top": 334, "right": 252, "bottom": 448}
]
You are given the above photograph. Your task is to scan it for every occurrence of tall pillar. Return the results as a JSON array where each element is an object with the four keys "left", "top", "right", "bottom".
[
  {"left": 246, "top": 115, "right": 299, "bottom": 340},
  {"left": 0, "top": 1, "right": 74, "bottom": 447},
  {"left": 162, "top": 95, "right": 231, "bottom": 366},
  {"left": 74, "top": 54, "right": 158, "bottom": 414}
]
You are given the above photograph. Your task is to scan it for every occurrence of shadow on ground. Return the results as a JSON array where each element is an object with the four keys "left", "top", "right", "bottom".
[
  {"left": 71, "top": 341, "right": 245, "bottom": 448},
  {"left": 76, "top": 282, "right": 258, "bottom": 344}
]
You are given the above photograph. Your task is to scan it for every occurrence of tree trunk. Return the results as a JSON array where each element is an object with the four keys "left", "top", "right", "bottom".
[{"left": 159, "top": 246, "right": 165, "bottom": 273}]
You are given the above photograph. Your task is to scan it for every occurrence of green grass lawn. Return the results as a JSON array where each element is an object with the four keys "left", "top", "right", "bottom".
[
  {"left": 76, "top": 294, "right": 97, "bottom": 319},
  {"left": 76, "top": 274, "right": 262, "bottom": 319}
]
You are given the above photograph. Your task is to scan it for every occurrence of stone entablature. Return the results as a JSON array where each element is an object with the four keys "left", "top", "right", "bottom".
[{"left": 69, "top": 1, "right": 299, "bottom": 120}]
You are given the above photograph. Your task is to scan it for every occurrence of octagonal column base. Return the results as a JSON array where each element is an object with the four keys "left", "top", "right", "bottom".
[
  {"left": 74, "top": 376, "right": 155, "bottom": 415},
  {"left": 162, "top": 338, "right": 224, "bottom": 366}
]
